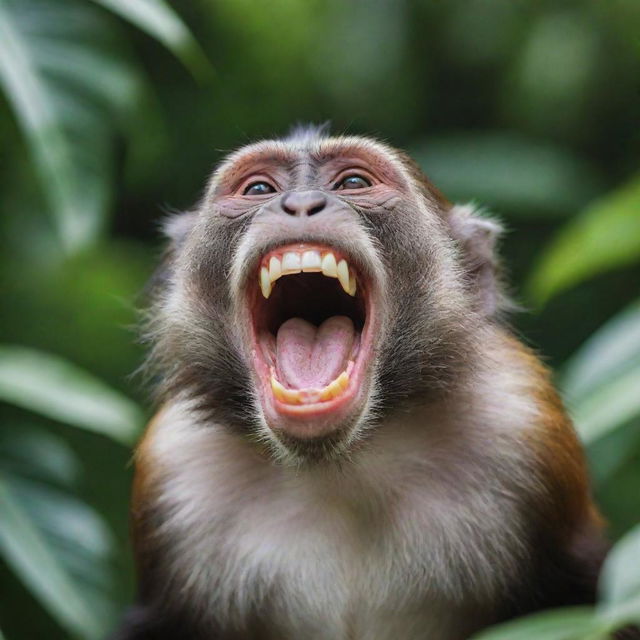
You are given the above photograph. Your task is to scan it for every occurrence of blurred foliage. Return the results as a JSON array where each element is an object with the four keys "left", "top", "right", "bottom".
[
  {"left": 0, "top": 0, "right": 638, "bottom": 638},
  {"left": 0, "top": 346, "right": 142, "bottom": 445},
  {"left": 528, "top": 176, "right": 640, "bottom": 303},
  {"left": 471, "top": 525, "right": 640, "bottom": 639}
]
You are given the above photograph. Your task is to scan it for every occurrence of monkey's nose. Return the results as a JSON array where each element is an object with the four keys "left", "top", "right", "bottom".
[{"left": 280, "top": 191, "right": 327, "bottom": 217}]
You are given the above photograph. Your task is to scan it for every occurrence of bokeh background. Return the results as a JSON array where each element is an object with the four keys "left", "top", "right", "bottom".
[{"left": 1, "top": 1, "right": 639, "bottom": 638}]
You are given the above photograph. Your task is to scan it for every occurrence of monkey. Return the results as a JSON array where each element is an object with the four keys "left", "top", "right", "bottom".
[{"left": 112, "top": 125, "right": 612, "bottom": 640}]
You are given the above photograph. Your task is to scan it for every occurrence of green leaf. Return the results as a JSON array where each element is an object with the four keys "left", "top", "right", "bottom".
[
  {"left": 599, "top": 524, "right": 640, "bottom": 613},
  {"left": 0, "top": 0, "right": 83, "bottom": 252},
  {"left": 0, "top": 345, "right": 143, "bottom": 445},
  {"left": 0, "top": 0, "right": 143, "bottom": 254},
  {"left": 599, "top": 592, "right": 640, "bottom": 628},
  {"left": 0, "top": 429, "right": 117, "bottom": 634},
  {"left": 0, "top": 425, "right": 80, "bottom": 487},
  {"left": 6, "top": 476, "right": 113, "bottom": 593},
  {"left": 563, "top": 300, "right": 640, "bottom": 401},
  {"left": 90, "top": 0, "right": 211, "bottom": 80},
  {"left": 0, "top": 475, "right": 107, "bottom": 639},
  {"left": 562, "top": 300, "right": 640, "bottom": 470},
  {"left": 585, "top": 419, "right": 640, "bottom": 487},
  {"left": 413, "top": 132, "right": 602, "bottom": 218},
  {"left": 570, "top": 365, "right": 640, "bottom": 445},
  {"left": 527, "top": 175, "right": 640, "bottom": 304},
  {"left": 469, "top": 607, "right": 601, "bottom": 640}
]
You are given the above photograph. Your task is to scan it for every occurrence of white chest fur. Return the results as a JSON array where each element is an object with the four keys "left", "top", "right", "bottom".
[{"left": 147, "top": 401, "right": 534, "bottom": 639}]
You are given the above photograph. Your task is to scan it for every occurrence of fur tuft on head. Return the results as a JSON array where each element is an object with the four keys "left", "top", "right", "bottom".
[{"left": 284, "top": 121, "right": 331, "bottom": 146}]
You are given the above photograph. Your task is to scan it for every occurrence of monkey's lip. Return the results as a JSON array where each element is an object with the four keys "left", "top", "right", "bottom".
[{"left": 247, "top": 242, "right": 375, "bottom": 439}]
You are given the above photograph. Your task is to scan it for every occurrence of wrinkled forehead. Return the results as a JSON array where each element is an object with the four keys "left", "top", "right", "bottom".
[{"left": 206, "top": 135, "right": 416, "bottom": 194}]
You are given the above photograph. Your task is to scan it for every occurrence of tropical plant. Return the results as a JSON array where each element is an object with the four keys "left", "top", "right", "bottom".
[
  {"left": 1, "top": 1, "right": 638, "bottom": 638},
  {"left": 0, "top": 0, "right": 209, "bottom": 257},
  {"left": 0, "top": 0, "right": 207, "bottom": 637},
  {"left": 0, "top": 348, "right": 142, "bottom": 638}
]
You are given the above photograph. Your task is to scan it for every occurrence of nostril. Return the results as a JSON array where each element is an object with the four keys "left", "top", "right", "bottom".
[
  {"left": 281, "top": 200, "right": 296, "bottom": 216},
  {"left": 307, "top": 201, "right": 325, "bottom": 216},
  {"left": 280, "top": 191, "right": 327, "bottom": 217}
]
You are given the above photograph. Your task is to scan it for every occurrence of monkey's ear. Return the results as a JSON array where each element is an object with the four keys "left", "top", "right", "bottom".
[{"left": 447, "top": 204, "right": 506, "bottom": 316}]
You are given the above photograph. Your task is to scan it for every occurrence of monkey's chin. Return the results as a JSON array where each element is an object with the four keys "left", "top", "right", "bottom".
[{"left": 246, "top": 242, "right": 376, "bottom": 442}]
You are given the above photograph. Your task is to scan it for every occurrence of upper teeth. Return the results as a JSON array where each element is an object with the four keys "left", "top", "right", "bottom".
[{"left": 259, "top": 249, "right": 357, "bottom": 298}]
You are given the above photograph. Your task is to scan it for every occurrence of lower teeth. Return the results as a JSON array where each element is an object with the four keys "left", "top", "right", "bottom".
[{"left": 270, "top": 362, "right": 353, "bottom": 404}]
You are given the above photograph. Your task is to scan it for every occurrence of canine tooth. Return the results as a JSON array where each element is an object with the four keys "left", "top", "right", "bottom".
[
  {"left": 301, "top": 250, "right": 322, "bottom": 271},
  {"left": 271, "top": 376, "right": 286, "bottom": 401},
  {"left": 269, "top": 256, "right": 282, "bottom": 282},
  {"left": 337, "top": 259, "right": 350, "bottom": 294},
  {"left": 271, "top": 375, "right": 283, "bottom": 399},
  {"left": 319, "top": 371, "right": 350, "bottom": 400},
  {"left": 347, "top": 272, "right": 357, "bottom": 297},
  {"left": 260, "top": 267, "right": 272, "bottom": 298},
  {"left": 321, "top": 252, "right": 338, "bottom": 277},
  {"left": 270, "top": 376, "right": 302, "bottom": 404},
  {"left": 336, "top": 371, "right": 349, "bottom": 390},
  {"left": 320, "top": 378, "right": 341, "bottom": 400},
  {"left": 282, "top": 252, "right": 302, "bottom": 274}
]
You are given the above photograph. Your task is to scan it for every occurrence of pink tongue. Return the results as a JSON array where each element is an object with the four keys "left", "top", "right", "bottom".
[{"left": 276, "top": 316, "right": 355, "bottom": 389}]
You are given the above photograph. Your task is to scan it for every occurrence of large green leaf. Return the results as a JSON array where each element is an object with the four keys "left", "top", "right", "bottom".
[
  {"left": 7, "top": 476, "right": 114, "bottom": 598},
  {"left": 0, "top": 426, "right": 117, "bottom": 636},
  {"left": 562, "top": 300, "right": 640, "bottom": 478},
  {"left": 469, "top": 607, "right": 601, "bottom": 640},
  {"left": 599, "top": 524, "right": 640, "bottom": 621},
  {"left": 569, "top": 366, "right": 640, "bottom": 445},
  {"left": 0, "top": 475, "right": 108, "bottom": 639},
  {"left": 563, "top": 300, "right": 640, "bottom": 401},
  {"left": 0, "top": 0, "right": 82, "bottom": 252},
  {"left": 90, "top": 0, "right": 211, "bottom": 80},
  {"left": 0, "top": 345, "right": 143, "bottom": 445},
  {"left": 0, "top": 0, "right": 142, "bottom": 254},
  {"left": 527, "top": 175, "right": 640, "bottom": 304},
  {"left": 585, "top": 420, "right": 640, "bottom": 487},
  {"left": 599, "top": 593, "right": 640, "bottom": 630},
  {"left": 0, "top": 425, "right": 79, "bottom": 487}
]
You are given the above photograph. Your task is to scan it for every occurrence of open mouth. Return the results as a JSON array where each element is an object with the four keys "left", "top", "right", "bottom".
[{"left": 248, "top": 242, "right": 374, "bottom": 438}]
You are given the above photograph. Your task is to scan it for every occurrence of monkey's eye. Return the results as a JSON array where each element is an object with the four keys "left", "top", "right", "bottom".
[
  {"left": 243, "top": 181, "right": 276, "bottom": 196},
  {"left": 334, "top": 174, "right": 372, "bottom": 190}
]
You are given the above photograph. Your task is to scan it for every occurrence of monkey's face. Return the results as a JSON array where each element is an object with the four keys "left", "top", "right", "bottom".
[{"left": 161, "top": 133, "right": 487, "bottom": 461}]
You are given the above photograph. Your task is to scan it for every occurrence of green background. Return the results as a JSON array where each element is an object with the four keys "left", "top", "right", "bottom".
[{"left": 0, "top": 1, "right": 638, "bottom": 638}]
